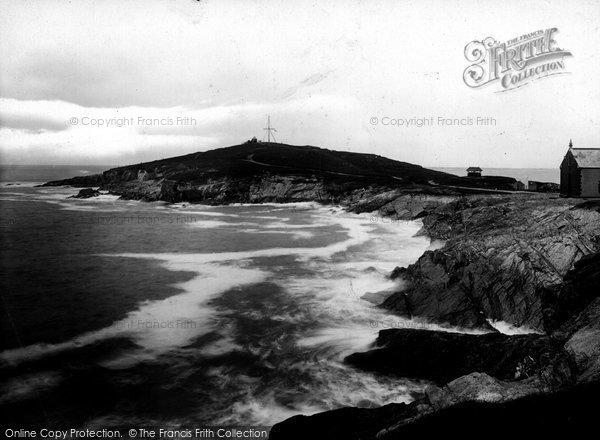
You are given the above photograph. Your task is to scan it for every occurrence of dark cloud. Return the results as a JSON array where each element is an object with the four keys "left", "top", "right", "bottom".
[{"left": 0, "top": 112, "right": 68, "bottom": 132}]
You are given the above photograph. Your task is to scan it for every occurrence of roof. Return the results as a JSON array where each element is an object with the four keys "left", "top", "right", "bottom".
[
  {"left": 467, "top": 167, "right": 482, "bottom": 171},
  {"left": 571, "top": 148, "right": 600, "bottom": 168}
]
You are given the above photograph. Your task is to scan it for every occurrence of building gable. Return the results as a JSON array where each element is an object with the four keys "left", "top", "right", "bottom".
[{"left": 570, "top": 148, "right": 600, "bottom": 168}]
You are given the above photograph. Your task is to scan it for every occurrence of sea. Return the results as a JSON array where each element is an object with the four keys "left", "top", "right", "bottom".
[
  {"left": 431, "top": 167, "right": 560, "bottom": 184},
  {"left": 0, "top": 165, "right": 532, "bottom": 430}
]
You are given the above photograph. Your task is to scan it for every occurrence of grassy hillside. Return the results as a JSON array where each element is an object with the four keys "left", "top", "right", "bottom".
[
  {"left": 106, "top": 142, "right": 463, "bottom": 185},
  {"left": 44, "top": 142, "right": 523, "bottom": 193}
]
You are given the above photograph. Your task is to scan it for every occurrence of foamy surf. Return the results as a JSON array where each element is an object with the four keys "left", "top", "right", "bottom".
[
  {"left": 0, "top": 262, "right": 269, "bottom": 368},
  {"left": 487, "top": 319, "right": 543, "bottom": 335},
  {"left": 0, "top": 200, "right": 462, "bottom": 426}
]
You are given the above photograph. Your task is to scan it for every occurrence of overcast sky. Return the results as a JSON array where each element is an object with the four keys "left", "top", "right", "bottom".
[{"left": 1, "top": 0, "right": 599, "bottom": 167}]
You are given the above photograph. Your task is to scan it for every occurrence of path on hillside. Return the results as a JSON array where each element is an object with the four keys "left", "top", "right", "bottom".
[{"left": 241, "top": 154, "right": 402, "bottom": 179}]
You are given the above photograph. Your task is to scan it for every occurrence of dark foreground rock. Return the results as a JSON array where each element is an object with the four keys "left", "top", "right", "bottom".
[
  {"left": 424, "top": 372, "right": 543, "bottom": 410},
  {"left": 528, "top": 180, "right": 560, "bottom": 192},
  {"left": 561, "top": 296, "right": 600, "bottom": 383},
  {"left": 344, "top": 329, "right": 573, "bottom": 385},
  {"left": 384, "top": 380, "right": 598, "bottom": 438},
  {"left": 268, "top": 403, "right": 418, "bottom": 440},
  {"left": 70, "top": 188, "right": 100, "bottom": 198},
  {"left": 273, "top": 246, "right": 599, "bottom": 438},
  {"left": 270, "top": 379, "right": 598, "bottom": 439},
  {"left": 543, "top": 252, "right": 600, "bottom": 334}
]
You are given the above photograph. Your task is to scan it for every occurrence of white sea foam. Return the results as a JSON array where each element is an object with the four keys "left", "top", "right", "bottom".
[
  {"left": 226, "top": 202, "right": 322, "bottom": 209},
  {"left": 236, "top": 228, "right": 315, "bottom": 240},
  {"left": 0, "top": 371, "right": 63, "bottom": 404},
  {"left": 260, "top": 222, "right": 330, "bottom": 229},
  {"left": 175, "top": 210, "right": 240, "bottom": 217},
  {"left": 1, "top": 201, "right": 490, "bottom": 427},
  {"left": 0, "top": 205, "right": 385, "bottom": 368},
  {"left": 242, "top": 215, "right": 290, "bottom": 220},
  {"left": 487, "top": 319, "right": 542, "bottom": 335},
  {"left": 215, "top": 360, "right": 422, "bottom": 426},
  {"left": 0, "top": 262, "right": 269, "bottom": 368},
  {"left": 2, "top": 186, "right": 129, "bottom": 212},
  {"left": 0, "top": 182, "right": 46, "bottom": 188}
]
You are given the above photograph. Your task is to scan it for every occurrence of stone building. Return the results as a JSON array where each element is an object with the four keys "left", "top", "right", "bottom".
[{"left": 560, "top": 141, "right": 600, "bottom": 197}]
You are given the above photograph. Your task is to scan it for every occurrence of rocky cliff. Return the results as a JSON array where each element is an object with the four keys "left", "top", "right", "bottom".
[
  {"left": 271, "top": 194, "right": 600, "bottom": 438},
  {"left": 381, "top": 195, "right": 600, "bottom": 332}
]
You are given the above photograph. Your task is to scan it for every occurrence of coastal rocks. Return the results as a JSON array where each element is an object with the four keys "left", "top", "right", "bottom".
[
  {"left": 70, "top": 188, "right": 100, "bottom": 198},
  {"left": 41, "top": 174, "right": 105, "bottom": 188},
  {"left": 382, "top": 194, "right": 600, "bottom": 331},
  {"left": 566, "top": 327, "right": 600, "bottom": 383},
  {"left": 379, "top": 193, "right": 455, "bottom": 220},
  {"left": 268, "top": 402, "right": 419, "bottom": 440},
  {"left": 171, "top": 175, "right": 327, "bottom": 204},
  {"left": 376, "top": 380, "right": 599, "bottom": 437},
  {"left": 92, "top": 171, "right": 425, "bottom": 207},
  {"left": 103, "top": 179, "right": 164, "bottom": 201},
  {"left": 173, "top": 179, "right": 249, "bottom": 203},
  {"left": 102, "top": 167, "right": 159, "bottom": 183},
  {"left": 543, "top": 252, "right": 600, "bottom": 334},
  {"left": 271, "top": 329, "right": 584, "bottom": 439},
  {"left": 528, "top": 181, "right": 560, "bottom": 192},
  {"left": 344, "top": 329, "right": 573, "bottom": 386},
  {"left": 562, "top": 297, "right": 600, "bottom": 383},
  {"left": 424, "top": 372, "right": 545, "bottom": 411},
  {"left": 270, "top": 375, "right": 598, "bottom": 439},
  {"left": 247, "top": 175, "right": 325, "bottom": 203},
  {"left": 553, "top": 253, "right": 600, "bottom": 381},
  {"left": 339, "top": 188, "right": 404, "bottom": 213},
  {"left": 383, "top": 248, "right": 494, "bottom": 329},
  {"left": 158, "top": 179, "right": 180, "bottom": 202}
]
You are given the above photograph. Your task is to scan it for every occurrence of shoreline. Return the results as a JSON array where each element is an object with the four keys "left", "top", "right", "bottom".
[
  {"left": 24, "top": 182, "right": 600, "bottom": 333},
  {"left": 8, "top": 180, "right": 600, "bottom": 434},
  {"left": 1, "top": 192, "right": 439, "bottom": 426},
  {"left": 270, "top": 191, "right": 600, "bottom": 438}
]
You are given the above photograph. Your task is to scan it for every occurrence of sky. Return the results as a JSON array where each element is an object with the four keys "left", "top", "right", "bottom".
[{"left": 0, "top": 0, "right": 599, "bottom": 168}]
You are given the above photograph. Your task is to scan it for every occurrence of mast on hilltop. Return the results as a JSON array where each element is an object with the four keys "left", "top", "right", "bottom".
[{"left": 263, "top": 115, "right": 277, "bottom": 143}]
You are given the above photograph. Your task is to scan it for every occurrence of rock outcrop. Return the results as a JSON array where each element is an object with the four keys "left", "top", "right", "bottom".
[
  {"left": 69, "top": 188, "right": 100, "bottom": 198},
  {"left": 268, "top": 402, "right": 419, "bottom": 440},
  {"left": 382, "top": 195, "right": 600, "bottom": 331},
  {"left": 270, "top": 377, "right": 599, "bottom": 439},
  {"left": 528, "top": 180, "right": 560, "bottom": 192},
  {"left": 377, "top": 380, "right": 598, "bottom": 438},
  {"left": 424, "top": 372, "right": 544, "bottom": 410},
  {"left": 344, "top": 329, "right": 573, "bottom": 386},
  {"left": 559, "top": 288, "right": 600, "bottom": 384},
  {"left": 43, "top": 174, "right": 105, "bottom": 188}
]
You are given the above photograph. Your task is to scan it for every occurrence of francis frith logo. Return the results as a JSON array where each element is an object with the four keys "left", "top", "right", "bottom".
[{"left": 463, "top": 28, "right": 572, "bottom": 91}]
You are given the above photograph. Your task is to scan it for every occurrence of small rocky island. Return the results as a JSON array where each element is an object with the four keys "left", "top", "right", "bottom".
[{"left": 44, "top": 143, "right": 599, "bottom": 436}]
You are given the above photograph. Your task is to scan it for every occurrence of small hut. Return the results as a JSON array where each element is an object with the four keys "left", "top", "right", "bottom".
[{"left": 467, "top": 167, "right": 482, "bottom": 177}]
